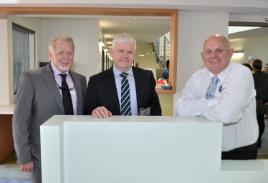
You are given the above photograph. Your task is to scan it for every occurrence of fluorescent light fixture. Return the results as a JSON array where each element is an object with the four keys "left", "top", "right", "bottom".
[
  {"left": 228, "top": 26, "right": 260, "bottom": 34},
  {"left": 139, "top": 54, "right": 145, "bottom": 57},
  {"left": 234, "top": 50, "right": 244, "bottom": 53},
  {"left": 232, "top": 50, "right": 244, "bottom": 59}
]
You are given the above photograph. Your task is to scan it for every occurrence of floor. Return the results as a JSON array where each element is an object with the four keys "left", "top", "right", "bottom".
[
  {"left": 256, "top": 119, "right": 268, "bottom": 158},
  {"left": 0, "top": 120, "right": 268, "bottom": 182},
  {"left": 0, "top": 154, "right": 31, "bottom": 183}
]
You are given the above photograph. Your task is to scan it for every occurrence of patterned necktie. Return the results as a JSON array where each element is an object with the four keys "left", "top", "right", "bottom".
[
  {"left": 206, "top": 75, "right": 219, "bottom": 99},
  {"left": 59, "top": 74, "right": 74, "bottom": 115},
  {"left": 120, "top": 72, "right": 131, "bottom": 116}
]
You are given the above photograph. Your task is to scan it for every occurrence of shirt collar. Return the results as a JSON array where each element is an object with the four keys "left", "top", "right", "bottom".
[
  {"left": 113, "top": 66, "right": 133, "bottom": 76},
  {"left": 206, "top": 63, "right": 231, "bottom": 83},
  {"left": 50, "top": 62, "right": 70, "bottom": 76}
]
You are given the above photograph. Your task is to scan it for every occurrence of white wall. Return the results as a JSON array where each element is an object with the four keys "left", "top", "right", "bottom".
[
  {"left": 1, "top": 0, "right": 268, "bottom": 8},
  {"left": 242, "top": 36, "right": 268, "bottom": 65},
  {"left": 174, "top": 11, "right": 229, "bottom": 108},
  {"left": 229, "top": 14, "right": 268, "bottom": 65},
  {"left": 1, "top": 0, "right": 268, "bottom": 107},
  {"left": 229, "top": 31, "right": 268, "bottom": 65},
  {"left": 0, "top": 19, "right": 12, "bottom": 105},
  {"left": 0, "top": 17, "right": 100, "bottom": 105},
  {"left": 40, "top": 17, "right": 100, "bottom": 80},
  {"left": 136, "top": 41, "right": 159, "bottom": 70}
]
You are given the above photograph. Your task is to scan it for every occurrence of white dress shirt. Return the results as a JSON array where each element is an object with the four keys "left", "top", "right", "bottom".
[
  {"left": 175, "top": 63, "right": 258, "bottom": 151},
  {"left": 113, "top": 66, "right": 138, "bottom": 115},
  {"left": 50, "top": 63, "right": 78, "bottom": 114}
]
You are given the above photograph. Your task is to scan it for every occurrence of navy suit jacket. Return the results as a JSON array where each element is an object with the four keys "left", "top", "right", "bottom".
[{"left": 85, "top": 67, "right": 162, "bottom": 115}]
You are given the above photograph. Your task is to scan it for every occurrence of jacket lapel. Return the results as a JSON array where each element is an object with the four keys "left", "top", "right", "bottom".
[
  {"left": 133, "top": 67, "right": 141, "bottom": 110},
  {"left": 107, "top": 68, "right": 121, "bottom": 114},
  {"left": 41, "top": 64, "right": 64, "bottom": 112}
]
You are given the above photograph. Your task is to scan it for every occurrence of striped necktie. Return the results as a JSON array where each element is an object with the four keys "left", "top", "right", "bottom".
[
  {"left": 120, "top": 72, "right": 131, "bottom": 116},
  {"left": 206, "top": 75, "right": 219, "bottom": 99}
]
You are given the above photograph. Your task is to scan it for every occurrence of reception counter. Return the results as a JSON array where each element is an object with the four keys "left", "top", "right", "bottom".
[
  {"left": 0, "top": 105, "right": 14, "bottom": 162},
  {"left": 41, "top": 115, "right": 268, "bottom": 183}
]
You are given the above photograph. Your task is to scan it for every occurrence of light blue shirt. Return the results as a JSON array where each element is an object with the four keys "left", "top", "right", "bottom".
[
  {"left": 50, "top": 62, "right": 77, "bottom": 114},
  {"left": 113, "top": 66, "right": 138, "bottom": 115}
]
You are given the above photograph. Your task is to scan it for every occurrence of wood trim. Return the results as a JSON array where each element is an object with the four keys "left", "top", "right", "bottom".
[
  {"left": 169, "top": 10, "right": 178, "bottom": 94},
  {"left": 0, "top": 6, "right": 178, "bottom": 94},
  {"left": 0, "top": 115, "right": 14, "bottom": 162},
  {"left": 0, "top": 7, "right": 176, "bottom": 16}
]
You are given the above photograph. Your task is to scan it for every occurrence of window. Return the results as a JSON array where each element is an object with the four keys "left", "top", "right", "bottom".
[
  {"left": 2, "top": 7, "right": 177, "bottom": 94},
  {"left": 12, "top": 23, "right": 35, "bottom": 94}
]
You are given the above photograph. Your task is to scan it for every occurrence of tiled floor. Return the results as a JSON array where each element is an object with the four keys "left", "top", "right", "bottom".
[{"left": 0, "top": 153, "right": 31, "bottom": 183}]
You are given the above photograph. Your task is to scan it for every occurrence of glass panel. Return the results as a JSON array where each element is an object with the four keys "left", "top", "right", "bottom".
[{"left": 12, "top": 24, "right": 35, "bottom": 94}]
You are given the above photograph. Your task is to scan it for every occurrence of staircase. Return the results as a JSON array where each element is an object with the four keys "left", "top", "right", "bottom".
[{"left": 153, "top": 32, "right": 170, "bottom": 67}]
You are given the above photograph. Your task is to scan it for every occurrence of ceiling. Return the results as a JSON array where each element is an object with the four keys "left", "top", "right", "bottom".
[
  {"left": 229, "top": 27, "right": 268, "bottom": 39},
  {"left": 98, "top": 16, "right": 170, "bottom": 47},
  {"left": 14, "top": 14, "right": 171, "bottom": 49}
]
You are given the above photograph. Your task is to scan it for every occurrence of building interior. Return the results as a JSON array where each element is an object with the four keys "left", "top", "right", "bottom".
[{"left": 1, "top": 0, "right": 268, "bottom": 182}]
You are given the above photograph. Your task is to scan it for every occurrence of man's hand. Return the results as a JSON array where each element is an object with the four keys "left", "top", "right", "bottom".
[
  {"left": 20, "top": 161, "right": 34, "bottom": 172},
  {"left": 92, "top": 106, "right": 112, "bottom": 118}
]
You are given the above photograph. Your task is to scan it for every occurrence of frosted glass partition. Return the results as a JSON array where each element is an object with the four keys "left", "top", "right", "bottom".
[{"left": 41, "top": 115, "right": 268, "bottom": 183}]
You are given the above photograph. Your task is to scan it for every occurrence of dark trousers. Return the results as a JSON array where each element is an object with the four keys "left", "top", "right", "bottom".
[
  {"left": 32, "top": 165, "right": 42, "bottom": 183},
  {"left": 257, "top": 113, "right": 265, "bottom": 147},
  {"left": 32, "top": 152, "right": 42, "bottom": 183},
  {"left": 222, "top": 142, "right": 258, "bottom": 160}
]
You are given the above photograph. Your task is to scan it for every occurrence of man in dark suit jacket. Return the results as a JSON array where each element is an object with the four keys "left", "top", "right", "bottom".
[
  {"left": 12, "top": 34, "right": 87, "bottom": 183},
  {"left": 85, "top": 33, "right": 162, "bottom": 117},
  {"left": 252, "top": 59, "right": 268, "bottom": 147}
]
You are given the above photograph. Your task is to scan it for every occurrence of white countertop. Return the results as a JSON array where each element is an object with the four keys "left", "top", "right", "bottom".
[
  {"left": 41, "top": 115, "right": 268, "bottom": 183},
  {"left": 0, "top": 105, "right": 14, "bottom": 114}
]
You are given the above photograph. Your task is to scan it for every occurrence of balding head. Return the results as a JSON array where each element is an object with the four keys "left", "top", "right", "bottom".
[
  {"left": 203, "top": 34, "right": 230, "bottom": 50},
  {"left": 201, "top": 34, "right": 233, "bottom": 75}
]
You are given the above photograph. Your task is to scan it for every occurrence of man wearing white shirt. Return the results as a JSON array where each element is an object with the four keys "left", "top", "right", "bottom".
[{"left": 175, "top": 34, "right": 258, "bottom": 160}]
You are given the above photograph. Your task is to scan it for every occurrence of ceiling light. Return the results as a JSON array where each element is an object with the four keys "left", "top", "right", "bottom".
[{"left": 232, "top": 50, "right": 244, "bottom": 59}]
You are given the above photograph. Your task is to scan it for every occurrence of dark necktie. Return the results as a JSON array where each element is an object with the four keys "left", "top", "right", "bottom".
[
  {"left": 59, "top": 74, "right": 74, "bottom": 115},
  {"left": 120, "top": 72, "right": 131, "bottom": 116},
  {"left": 206, "top": 75, "right": 219, "bottom": 99}
]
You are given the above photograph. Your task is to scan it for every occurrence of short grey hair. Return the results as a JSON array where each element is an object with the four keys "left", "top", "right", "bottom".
[
  {"left": 112, "top": 33, "right": 136, "bottom": 50},
  {"left": 48, "top": 33, "right": 75, "bottom": 52}
]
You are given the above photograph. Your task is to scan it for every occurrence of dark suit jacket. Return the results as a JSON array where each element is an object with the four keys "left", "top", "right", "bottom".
[
  {"left": 85, "top": 67, "right": 162, "bottom": 116},
  {"left": 12, "top": 63, "right": 87, "bottom": 166},
  {"left": 253, "top": 71, "right": 268, "bottom": 114}
]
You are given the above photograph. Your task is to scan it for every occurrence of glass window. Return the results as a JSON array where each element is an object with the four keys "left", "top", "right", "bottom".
[{"left": 12, "top": 23, "right": 35, "bottom": 94}]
